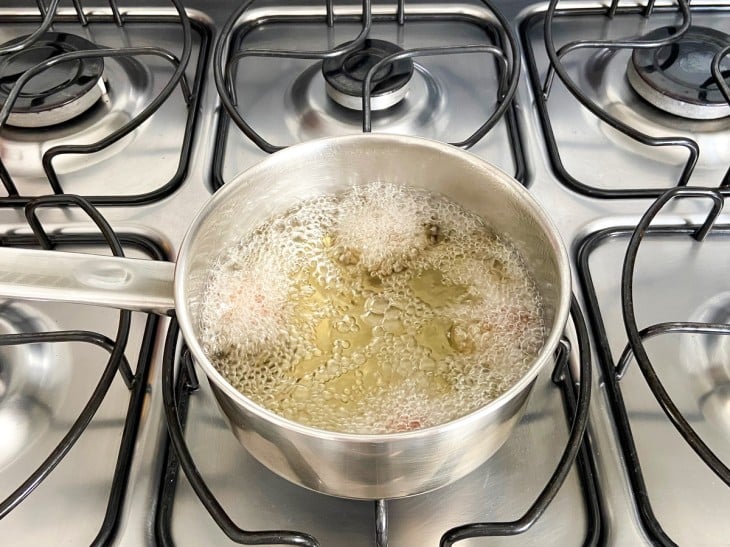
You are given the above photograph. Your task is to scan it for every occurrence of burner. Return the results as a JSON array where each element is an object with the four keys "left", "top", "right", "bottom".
[
  {"left": 322, "top": 39, "right": 414, "bottom": 111},
  {"left": 0, "top": 32, "right": 106, "bottom": 128},
  {"left": 627, "top": 26, "right": 730, "bottom": 120}
]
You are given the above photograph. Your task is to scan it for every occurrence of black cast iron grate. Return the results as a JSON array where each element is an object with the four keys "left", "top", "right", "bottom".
[
  {"left": 522, "top": 0, "right": 730, "bottom": 199},
  {"left": 0, "top": 0, "right": 210, "bottom": 207},
  {"left": 155, "top": 296, "right": 601, "bottom": 546},
  {"left": 211, "top": 0, "right": 526, "bottom": 190},
  {"left": 577, "top": 186, "right": 729, "bottom": 546},
  {"left": 0, "top": 194, "right": 165, "bottom": 545}
]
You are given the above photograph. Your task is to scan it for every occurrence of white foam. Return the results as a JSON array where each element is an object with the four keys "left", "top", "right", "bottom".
[{"left": 333, "top": 182, "right": 434, "bottom": 276}]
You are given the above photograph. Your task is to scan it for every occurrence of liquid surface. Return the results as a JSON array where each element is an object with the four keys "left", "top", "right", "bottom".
[{"left": 200, "top": 182, "right": 545, "bottom": 434}]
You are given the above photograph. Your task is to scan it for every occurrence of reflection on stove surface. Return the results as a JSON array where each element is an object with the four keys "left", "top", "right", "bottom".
[
  {"left": 0, "top": 302, "right": 70, "bottom": 470},
  {"left": 682, "top": 292, "right": 730, "bottom": 434}
]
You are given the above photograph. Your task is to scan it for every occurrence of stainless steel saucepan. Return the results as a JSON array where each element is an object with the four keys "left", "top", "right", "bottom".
[{"left": 0, "top": 134, "right": 570, "bottom": 499}]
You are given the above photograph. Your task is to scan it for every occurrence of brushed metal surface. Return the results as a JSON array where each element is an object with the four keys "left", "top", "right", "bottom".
[
  {"left": 0, "top": 247, "right": 175, "bottom": 314},
  {"left": 176, "top": 134, "right": 571, "bottom": 499}
]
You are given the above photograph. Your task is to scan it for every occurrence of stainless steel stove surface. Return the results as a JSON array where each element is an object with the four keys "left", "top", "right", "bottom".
[{"left": 0, "top": 1, "right": 728, "bottom": 546}]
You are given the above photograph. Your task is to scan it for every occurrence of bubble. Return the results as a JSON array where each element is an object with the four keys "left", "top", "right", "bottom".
[{"left": 200, "top": 182, "right": 546, "bottom": 434}]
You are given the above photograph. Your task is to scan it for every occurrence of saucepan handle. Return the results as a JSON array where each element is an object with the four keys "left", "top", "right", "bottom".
[{"left": 0, "top": 247, "right": 175, "bottom": 315}]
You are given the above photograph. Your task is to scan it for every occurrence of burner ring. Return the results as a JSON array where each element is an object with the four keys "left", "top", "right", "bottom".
[
  {"left": 627, "top": 26, "right": 730, "bottom": 120},
  {"left": 322, "top": 39, "right": 414, "bottom": 111},
  {"left": 0, "top": 32, "right": 105, "bottom": 128}
]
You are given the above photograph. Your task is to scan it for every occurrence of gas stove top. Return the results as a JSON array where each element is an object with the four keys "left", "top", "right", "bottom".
[{"left": 0, "top": 1, "right": 728, "bottom": 546}]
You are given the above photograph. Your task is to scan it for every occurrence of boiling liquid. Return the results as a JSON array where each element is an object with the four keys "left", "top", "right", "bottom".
[{"left": 200, "top": 182, "right": 545, "bottom": 434}]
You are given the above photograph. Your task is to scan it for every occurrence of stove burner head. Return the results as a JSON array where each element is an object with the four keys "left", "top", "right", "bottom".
[
  {"left": 0, "top": 32, "right": 105, "bottom": 128},
  {"left": 627, "top": 26, "right": 730, "bottom": 120},
  {"left": 322, "top": 39, "right": 414, "bottom": 111}
]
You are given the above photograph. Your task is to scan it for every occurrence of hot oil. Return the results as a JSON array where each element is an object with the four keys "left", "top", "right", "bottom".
[{"left": 200, "top": 182, "right": 546, "bottom": 434}]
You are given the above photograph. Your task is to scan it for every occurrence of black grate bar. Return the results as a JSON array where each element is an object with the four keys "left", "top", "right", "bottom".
[
  {"left": 555, "top": 339, "right": 604, "bottom": 547},
  {"left": 224, "top": 0, "right": 372, "bottom": 63},
  {"left": 71, "top": 0, "right": 89, "bottom": 26},
  {"left": 713, "top": 45, "right": 730, "bottom": 104},
  {"left": 543, "top": 0, "right": 692, "bottom": 98},
  {"left": 0, "top": 0, "right": 60, "bottom": 54},
  {"left": 0, "top": 330, "right": 134, "bottom": 389},
  {"left": 521, "top": 3, "right": 730, "bottom": 198},
  {"left": 91, "top": 314, "right": 160, "bottom": 546},
  {"left": 644, "top": 0, "right": 657, "bottom": 18},
  {"left": 362, "top": 45, "right": 509, "bottom": 148},
  {"left": 156, "top": 342, "right": 195, "bottom": 547},
  {"left": 160, "top": 318, "right": 319, "bottom": 546},
  {"left": 25, "top": 194, "right": 123, "bottom": 253},
  {"left": 0, "top": 160, "right": 18, "bottom": 197},
  {"left": 616, "top": 322, "right": 730, "bottom": 380},
  {"left": 18, "top": 194, "right": 140, "bottom": 391},
  {"left": 0, "top": 51, "right": 191, "bottom": 196},
  {"left": 397, "top": 0, "right": 405, "bottom": 25},
  {"left": 608, "top": 0, "right": 619, "bottom": 19},
  {"left": 182, "top": 344, "right": 200, "bottom": 390},
  {"left": 216, "top": 0, "right": 373, "bottom": 154},
  {"left": 35, "top": 0, "right": 47, "bottom": 19},
  {"left": 577, "top": 221, "right": 730, "bottom": 545},
  {"left": 109, "top": 0, "right": 123, "bottom": 27},
  {"left": 326, "top": 0, "right": 334, "bottom": 27},
  {"left": 621, "top": 187, "right": 729, "bottom": 486},
  {"left": 0, "top": 46, "right": 193, "bottom": 126},
  {"left": 440, "top": 295, "right": 593, "bottom": 545},
  {"left": 0, "top": 195, "right": 166, "bottom": 541},
  {"left": 579, "top": 226, "right": 672, "bottom": 546}
]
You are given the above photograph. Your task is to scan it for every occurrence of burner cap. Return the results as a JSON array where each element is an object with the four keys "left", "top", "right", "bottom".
[
  {"left": 0, "top": 32, "right": 105, "bottom": 128},
  {"left": 322, "top": 39, "right": 414, "bottom": 111},
  {"left": 627, "top": 26, "right": 730, "bottom": 120}
]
